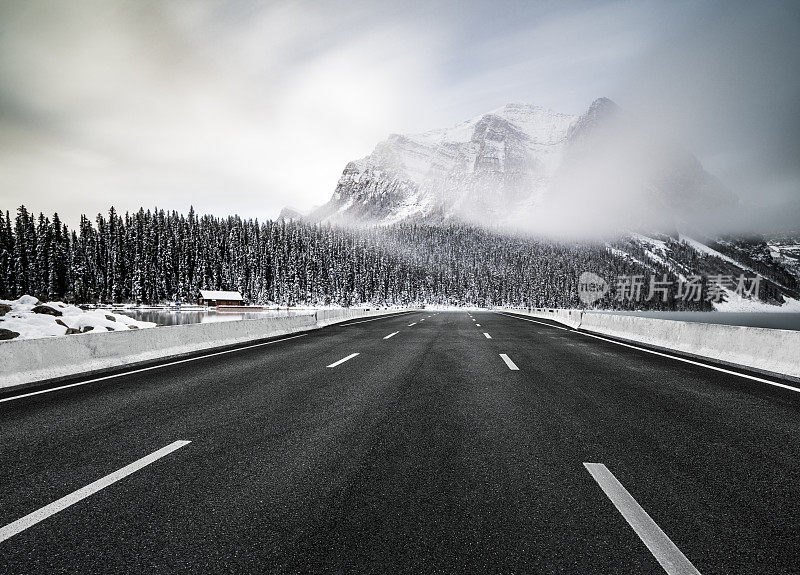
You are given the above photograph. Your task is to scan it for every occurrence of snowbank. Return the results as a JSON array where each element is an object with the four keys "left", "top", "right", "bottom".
[
  {"left": 711, "top": 289, "right": 800, "bottom": 313},
  {"left": 0, "top": 296, "right": 155, "bottom": 340}
]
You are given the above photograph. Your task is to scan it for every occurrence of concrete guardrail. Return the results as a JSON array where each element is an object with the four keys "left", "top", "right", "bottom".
[
  {"left": 0, "top": 308, "right": 408, "bottom": 390},
  {"left": 497, "top": 307, "right": 800, "bottom": 382}
]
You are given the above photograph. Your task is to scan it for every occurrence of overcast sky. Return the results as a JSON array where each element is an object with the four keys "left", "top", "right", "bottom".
[{"left": 1, "top": 0, "right": 798, "bottom": 226}]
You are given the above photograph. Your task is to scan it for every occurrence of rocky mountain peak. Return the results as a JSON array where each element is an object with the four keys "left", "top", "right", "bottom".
[
  {"left": 567, "top": 97, "right": 621, "bottom": 142},
  {"left": 306, "top": 98, "right": 735, "bottom": 233}
]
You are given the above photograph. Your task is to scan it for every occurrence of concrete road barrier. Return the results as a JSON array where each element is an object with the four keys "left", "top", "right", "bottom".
[
  {"left": 498, "top": 306, "right": 800, "bottom": 381},
  {"left": 0, "top": 308, "right": 407, "bottom": 390},
  {"left": 579, "top": 312, "right": 800, "bottom": 381}
]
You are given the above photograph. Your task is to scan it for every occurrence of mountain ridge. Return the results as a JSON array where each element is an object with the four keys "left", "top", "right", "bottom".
[{"left": 305, "top": 98, "right": 735, "bottom": 233}]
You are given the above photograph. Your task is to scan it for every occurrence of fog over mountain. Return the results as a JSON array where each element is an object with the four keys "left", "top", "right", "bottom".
[{"left": 309, "top": 98, "right": 740, "bottom": 238}]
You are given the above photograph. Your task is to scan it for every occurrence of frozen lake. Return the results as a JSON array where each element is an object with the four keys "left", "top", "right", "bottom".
[
  {"left": 115, "top": 308, "right": 315, "bottom": 326},
  {"left": 594, "top": 310, "right": 800, "bottom": 331}
]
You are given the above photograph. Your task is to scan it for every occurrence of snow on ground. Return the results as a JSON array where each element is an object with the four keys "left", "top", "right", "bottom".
[
  {"left": 711, "top": 288, "right": 800, "bottom": 313},
  {"left": 680, "top": 234, "right": 798, "bottom": 292},
  {"left": 0, "top": 296, "right": 155, "bottom": 340},
  {"left": 679, "top": 235, "right": 759, "bottom": 274},
  {"left": 606, "top": 245, "right": 656, "bottom": 270},
  {"left": 767, "top": 243, "right": 800, "bottom": 261},
  {"left": 630, "top": 233, "right": 687, "bottom": 277}
]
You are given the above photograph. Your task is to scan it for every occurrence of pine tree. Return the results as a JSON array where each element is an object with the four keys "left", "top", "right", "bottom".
[
  {"left": 36, "top": 213, "right": 51, "bottom": 299},
  {"left": 0, "top": 211, "right": 11, "bottom": 297},
  {"left": 13, "top": 206, "right": 36, "bottom": 297},
  {"left": 48, "top": 213, "right": 69, "bottom": 300}
]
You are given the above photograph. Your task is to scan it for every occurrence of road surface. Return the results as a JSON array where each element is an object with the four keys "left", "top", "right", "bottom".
[{"left": 1, "top": 311, "right": 798, "bottom": 574}]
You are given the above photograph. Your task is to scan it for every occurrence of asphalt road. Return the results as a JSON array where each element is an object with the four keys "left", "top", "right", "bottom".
[{"left": 1, "top": 310, "right": 798, "bottom": 574}]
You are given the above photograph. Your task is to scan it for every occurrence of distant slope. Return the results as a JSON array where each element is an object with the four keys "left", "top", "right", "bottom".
[{"left": 611, "top": 232, "right": 800, "bottom": 307}]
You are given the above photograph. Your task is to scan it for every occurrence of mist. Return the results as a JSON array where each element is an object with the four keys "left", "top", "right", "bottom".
[{"left": 501, "top": 100, "right": 744, "bottom": 240}]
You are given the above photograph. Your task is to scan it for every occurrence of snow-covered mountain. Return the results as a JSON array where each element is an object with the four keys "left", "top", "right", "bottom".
[
  {"left": 307, "top": 98, "right": 736, "bottom": 232},
  {"left": 293, "top": 98, "right": 800, "bottom": 299},
  {"left": 309, "top": 102, "right": 575, "bottom": 225}
]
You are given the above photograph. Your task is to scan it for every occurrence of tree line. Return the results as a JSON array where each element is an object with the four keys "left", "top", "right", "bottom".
[{"left": 0, "top": 205, "right": 710, "bottom": 308}]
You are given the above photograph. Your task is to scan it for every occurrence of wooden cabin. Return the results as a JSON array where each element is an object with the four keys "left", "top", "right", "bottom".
[{"left": 198, "top": 290, "right": 244, "bottom": 307}]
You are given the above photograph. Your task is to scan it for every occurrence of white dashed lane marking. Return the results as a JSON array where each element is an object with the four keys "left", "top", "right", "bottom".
[
  {"left": 584, "top": 463, "right": 702, "bottom": 575},
  {"left": 0, "top": 441, "right": 191, "bottom": 544},
  {"left": 327, "top": 353, "right": 360, "bottom": 368},
  {"left": 499, "top": 354, "right": 519, "bottom": 370}
]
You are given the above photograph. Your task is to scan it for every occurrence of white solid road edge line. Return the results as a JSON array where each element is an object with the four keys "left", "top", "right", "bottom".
[
  {"left": 0, "top": 333, "right": 309, "bottom": 405},
  {"left": 499, "top": 354, "right": 519, "bottom": 370},
  {"left": 575, "top": 330, "right": 800, "bottom": 394},
  {"left": 483, "top": 332, "right": 492, "bottom": 339},
  {"left": 496, "top": 310, "right": 800, "bottom": 393},
  {"left": 584, "top": 463, "right": 702, "bottom": 575},
  {"left": 493, "top": 311, "right": 569, "bottom": 331},
  {"left": 326, "top": 353, "right": 360, "bottom": 368},
  {"left": 383, "top": 331, "right": 400, "bottom": 340},
  {"left": 0, "top": 440, "right": 191, "bottom": 544}
]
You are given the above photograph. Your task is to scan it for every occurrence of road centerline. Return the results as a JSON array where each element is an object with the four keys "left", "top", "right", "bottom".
[
  {"left": 0, "top": 440, "right": 191, "bottom": 544},
  {"left": 584, "top": 463, "right": 702, "bottom": 575},
  {"left": 327, "top": 353, "right": 360, "bottom": 368},
  {"left": 383, "top": 331, "right": 399, "bottom": 340},
  {"left": 483, "top": 332, "right": 492, "bottom": 339}
]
